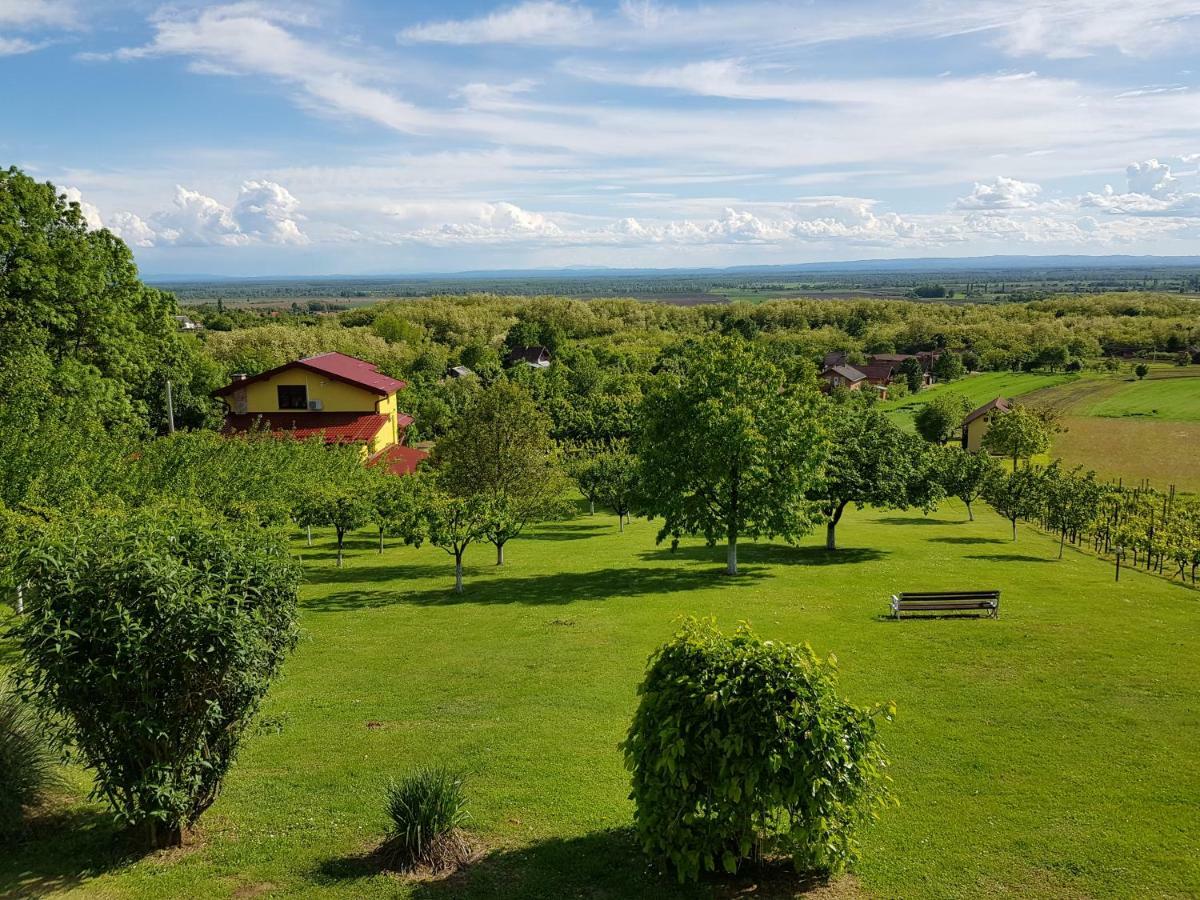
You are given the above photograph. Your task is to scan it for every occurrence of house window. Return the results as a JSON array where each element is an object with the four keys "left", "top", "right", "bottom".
[{"left": 278, "top": 384, "right": 308, "bottom": 409}]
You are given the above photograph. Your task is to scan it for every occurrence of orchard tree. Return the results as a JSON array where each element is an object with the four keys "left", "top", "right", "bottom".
[
  {"left": 809, "top": 403, "right": 937, "bottom": 551},
  {"left": 1134, "top": 363, "right": 1149, "bottom": 380},
  {"left": 914, "top": 392, "right": 971, "bottom": 445},
  {"left": 981, "top": 404, "right": 1052, "bottom": 468},
  {"left": 638, "top": 336, "right": 826, "bottom": 575},
  {"left": 593, "top": 442, "right": 640, "bottom": 532},
  {"left": 936, "top": 447, "right": 1000, "bottom": 521},
  {"left": 297, "top": 482, "right": 373, "bottom": 567},
  {"left": 898, "top": 358, "right": 925, "bottom": 394},
  {"left": 420, "top": 482, "right": 491, "bottom": 592},
  {"left": 567, "top": 448, "right": 604, "bottom": 515},
  {"left": 983, "top": 465, "right": 1045, "bottom": 541},
  {"left": 371, "top": 472, "right": 426, "bottom": 553},
  {"left": 433, "top": 380, "right": 565, "bottom": 565},
  {"left": 932, "top": 352, "right": 966, "bottom": 382}
]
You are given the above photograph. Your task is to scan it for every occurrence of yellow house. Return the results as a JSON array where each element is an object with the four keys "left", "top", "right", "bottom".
[
  {"left": 962, "top": 396, "right": 1011, "bottom": 451},
  {"left": 213, "top": 352, "right": 423, "bottom": 465}
]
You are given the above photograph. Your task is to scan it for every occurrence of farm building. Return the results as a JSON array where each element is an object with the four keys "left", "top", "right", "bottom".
[
  {"left": 820, "top": 364, "right": 867, "bottom": 392},
  {"left": 212, "top": 351, "right": 428, "bottom": 470},
  {"left": 961, "top": 396, "right": 1012, "bottom": 451},
  {"left": 506, "top": 345, "right": 552, "bottom": 368}
]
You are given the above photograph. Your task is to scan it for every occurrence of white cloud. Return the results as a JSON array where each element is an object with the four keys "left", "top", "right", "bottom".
[
  {"left": 233, "top": 180, "right": 307, "bottom": 245},
  {"left": 0, "top": 0, "right": 75, "bottom": 28},
  {"left": 0, "top": 36, "right": 41, "bottom": 55},
  {"left": 60, "top": 186, "right": 103, "bottom": 230},
  {"left": 108, "top": 212, "right": 156, "bottom": 248},
  {"left": 1125, "top": 158, "right": 1175, "bottom": 195},
  {"left": 955, "top": 176, "right": 1043, "bottom": 210},
  {"left": 400, "top": 1, "right": 593, "bottom": 45}
]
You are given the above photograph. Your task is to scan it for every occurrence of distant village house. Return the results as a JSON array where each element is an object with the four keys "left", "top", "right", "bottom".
[
  {"left": 961, "top": 396, "right": 1011, "bottom": 451},
  {"left": 506, "top": 345, "right": 551, "bottom": 369}
]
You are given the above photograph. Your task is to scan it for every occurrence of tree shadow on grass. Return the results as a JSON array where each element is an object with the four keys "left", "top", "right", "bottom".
[
  {"left": 966, "top": 553, "right": 1056, "bottom": 563},
  {"left": 0, "top": 805, "right": 141, "bottom": 897},
  {"left": 927, "top": 536, "right": 1007, "bottom": 546},
  {"left": 639, "top": 544, "right": 888, "bottom": 568},
  {"left": 298, "top": 561, "right": 446, "bottom": 588},
  {"left": 874, "top": 516, "right": 955, "bottom": 527},
  {"left": 304, "top": 565, "right": 769, "bottom": 612},
  {"left": 316, "top": 828, "right": 849, "bottom": 900},
  {"left": 522, "top": 522, "right": 613, "bottom": 541}
]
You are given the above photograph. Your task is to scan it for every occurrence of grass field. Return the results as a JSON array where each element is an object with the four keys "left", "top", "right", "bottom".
[
  {"left": 4, "top": 502, "right": 1199, "bottom": 899},
  {"left": 882, "top": 371, "right": 1080, "bottom": 426},
  {"left": 1083, "top": 373, "right": 1200, "bottom": 421}
]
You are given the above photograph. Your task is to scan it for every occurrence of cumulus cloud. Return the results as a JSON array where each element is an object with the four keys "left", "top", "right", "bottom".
[
  {"left": 1079, "top": 157, "right": 1200, "bottom": 218},
  {"left": 60, "top": 186, "right": 104, "bottom": 230},
  {"left": 108, "top": 212, "right": 156, "bottom": 248},
  {"left": 1125, "top": 158, "right": 1175, "bottom": 195},
  {"left": 954, "top": 176, "right": 1043, "bottom": 210},
  {"left": 232, "top": 180, "right": 308, "bottom": 245}
]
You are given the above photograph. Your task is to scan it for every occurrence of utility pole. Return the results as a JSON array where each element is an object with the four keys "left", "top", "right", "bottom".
[{"left": 166, "top": 379, "right": 176, "bottom": 434}]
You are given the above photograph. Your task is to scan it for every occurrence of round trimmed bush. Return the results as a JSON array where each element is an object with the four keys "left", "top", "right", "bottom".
[
  {"left": 11, "top": 504, "right": 300, "bottom": 847},
  {"left": 0, "top": 678, "right": 63, "bottom": 835},
  {"left": 384, "top": 767, "right": 471, "bottom": 871},
  {"left": 621, "top": 618, "right": 893, "bottom": 882}
]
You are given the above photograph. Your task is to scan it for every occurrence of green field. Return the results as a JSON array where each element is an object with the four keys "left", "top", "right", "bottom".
[
  {"left": 5, "top": 503, "right": 1199, "bottom": 899},
  {"left": 882, "top": 371, "right": 1080, "bottom": 426},
  {"left": 1084, "top": 373, "right": 1200, "bottom": 421}
]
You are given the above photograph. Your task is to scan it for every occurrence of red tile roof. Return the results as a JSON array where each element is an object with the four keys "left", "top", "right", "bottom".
[
  {"left": 962, "top": 396, "right": 1011, "bottom": 426},
  {"left": 369, "top": 444, "right": 430, "bottom": 476},
  {"left": 213, "top": 352, "right": 405, "bottom": 397},
  {"left": 222, "top": 411, "right": 390, "bottom": 445}
]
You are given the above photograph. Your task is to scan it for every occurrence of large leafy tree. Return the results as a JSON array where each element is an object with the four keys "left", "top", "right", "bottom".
[
  {"left": 637, "top": 336, "right": 826, "bottom": 575},
  {"left": 936, "top": 446, "right": 1000, "bottom": 521},
  {"left": 983, "top": 465, "right": 1046, "bottom": 541},
  {"left": 809, "top": 403, "right": 938, "bottom": 550},
  {"left": 418, "top": 482, "right": 491, "bottom": 593},
  {"left": 593, "top": 441, "right": 640, "bottom": 532},
  {"left": 432, "top": 380, "right": 565, "bottom": 565}
]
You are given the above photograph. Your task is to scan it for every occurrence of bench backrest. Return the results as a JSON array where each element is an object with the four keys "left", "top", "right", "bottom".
[{"left": 898, "top": 590, "right": 999, "bottom": 601}]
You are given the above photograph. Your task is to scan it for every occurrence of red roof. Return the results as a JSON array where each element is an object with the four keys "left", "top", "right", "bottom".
[
  {"left": 213, "top": 352, "right": 405, "bottom": 397},
  {"left": 369, "top": 444, "right": 430, "bottom": 476},
  {"left": 962, "top": 397, "right": 1011, "bottom": 426},
  {"left": 222, "top": 411, "right": 390, "bottom": 444}
]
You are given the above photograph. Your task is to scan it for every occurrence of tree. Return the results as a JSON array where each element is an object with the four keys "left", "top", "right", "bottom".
[
  {"left": 12, "top": 505, "right": 299, "bottom": 847},
  {"left": 433, "top": 380, "right": 565, "bottom": 565},
  {"left": 914, "top": 392, "right": 971, "bottom": 445},
  {"left": 593, "top": 442, "right": 640, "bottom": 532},
  {"left": 637, "top": 336, "right": 826, "bottom": 575},
  {"left": 420, "top": 484, "right": 490, "bottom": 593},
  {"left": 371, "top": 472, "right": 425, "bottom": 554},
  {"left": 981, "top": 405, "right": 1052, "bottom": 469},
  {"left": 898, "top": 357, "right": 924, "bottom": 394},
  {"left": 1134, "top": 363, "right": 1149, "bottom": 380},
  {"left": 931, "top": 352, "right": 965, "bottom": 382},
  {"left": 983, "top": 465, "right": 1045, "bottom": 540},
  {"left": 567, "top": 448, "right": 605, "bottom": 515},
  {"left": 809, "top": 404, "right": 936, "bottom": 551},
  {"left": 1043, "top": 464, "right": 1104, "bottom": 559},
  {"left": 936, "top": 446, "right": 999, "bottom": 521},
  {"left": 297, "top": 482, "right": 373, "bottom": 567}
]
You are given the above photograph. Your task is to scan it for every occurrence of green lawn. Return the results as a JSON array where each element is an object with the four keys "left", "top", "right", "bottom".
[
  {"left": 882, "top": 371, "right": 1080, "bottom": 427},
  {"left": 1084, "top": 372, "right": 1200, "bottom": 421},
  {"left": 4, "top": 503, "right": 1200, "bottom": 899}
]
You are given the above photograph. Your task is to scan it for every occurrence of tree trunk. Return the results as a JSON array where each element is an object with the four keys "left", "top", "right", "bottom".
[
  {"left": 336, "top": 529, "right": 345, "bottom": 567},
  {"left": 726, "top": 535, "right": 738, "bottom": 576},
  {"left": 306, "top": 525, "right": 312, "bottom": 547},
  {"left": 1058, "top": 529, "right": 1065, "bottom": 559},
  {"left": 454, "top": 552, "right": 464, "bottom": 593},
  {"left": 1011, "top": 518, "right": 1017, "bottom": 541},
  {"left": 496, "top": 542, "right": 504, "bottom": 565},
  {"left": 826, "top": 521, "right": 838, "bottom": 551},
  {"left": 15, "top": 584, "right": 23, "bottom": 615},
  {"left": 619, "top": 513, "right": 625, "bottom": 533},
  {"left": 589, "top": 499, "right": 595, "bottom": 515},
  {"left": 379, "top": 526, "right": 385, "bottom": 554},
  {"left": 965, "top": 500, "right": 974, "bottom": 522}
]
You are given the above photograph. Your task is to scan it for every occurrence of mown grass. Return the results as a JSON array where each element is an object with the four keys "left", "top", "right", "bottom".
[
  {"left": 882, "top": 371, "right": 1080, "bottom": 425},
  {"left": 1084, "top": 371, "right": 1200, "bottom": 421},
  {"left": 2, "top": 501, "right": 1198, "bottom": 898}
]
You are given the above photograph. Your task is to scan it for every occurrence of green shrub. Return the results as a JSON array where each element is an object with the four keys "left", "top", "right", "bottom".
[
  {"left": 0, "top": 678, "right": 63, "bottom": 835},
  {"left": 621, "top": 618, "right": 893, "bottom": 882},
  {"left": 11, "top": 504, "right": 300, "bottom": 847},
  {"left": 384, "top": 767, "right": 471, "bottom": 871}
]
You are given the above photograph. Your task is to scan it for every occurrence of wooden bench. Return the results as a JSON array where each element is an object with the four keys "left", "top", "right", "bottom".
[{"left": 890, "top": 590, "right": 1000, "bottom": 619}]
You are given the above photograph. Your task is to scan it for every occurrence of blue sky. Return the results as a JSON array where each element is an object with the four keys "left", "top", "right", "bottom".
[{"left": 4, "top": 0, "right": 1200, "bottom": 275}]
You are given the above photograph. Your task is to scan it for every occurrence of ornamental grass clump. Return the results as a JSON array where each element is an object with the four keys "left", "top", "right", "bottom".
[
  {"left": 383, "top": 767, "right": 471, "bottom": 872},
  {"left": 621, "top": 618, "right": 894, "bottom": 883},
  {"left": 0, "top": 678, "right": 64, "bottom": 836}
]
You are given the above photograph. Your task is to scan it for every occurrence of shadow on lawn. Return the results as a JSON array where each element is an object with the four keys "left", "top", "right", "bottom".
[
  {"left": 874, "top": 516, "right": 953, "bottom": 527},
  {"left": 639, "top": 544, "right": 888, "bottom": 568},
  {"left": 967, "top": 553, "right": 1056, "bottom": 564},
  {"left": 523, "top": 522, "right": 613, "bottom": 541},
  {"left": 317, "top": 828, "right": 846, "bottom": 900},
  {"left": 0, "top": 805, "right": 140, "bottom": 897},
  {"left": 298, "top": 561, "right": 446, "bottom": 588},
  {"left": 305, "top": 564, "right": 769, "bottom": 612},
  {"left": 927, "top": 536, "right": 1007, "bottom": 546}
]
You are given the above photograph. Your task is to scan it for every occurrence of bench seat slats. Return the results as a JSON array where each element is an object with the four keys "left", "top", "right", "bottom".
[{"left": 891, "top": 590, "right": 1000, "bottom": 619}]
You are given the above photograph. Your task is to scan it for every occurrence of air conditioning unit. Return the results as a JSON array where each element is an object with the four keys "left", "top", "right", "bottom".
[{"left": 307, "top": 399, "right": 324, "bottom": 410}]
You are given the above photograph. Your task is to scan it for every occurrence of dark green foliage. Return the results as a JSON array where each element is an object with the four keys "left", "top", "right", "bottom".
[
  {"left": 622, "top": 619, "right": 892, "bottom": 882},
  {"left": 984, "top": 465, "right": 1047, "bottom": 541},
  {"left": 931, "top": 351, "right": 966, "bottom": 382},
  {"left": 1135, "top": 363, "right": 1149, "bottom": 379},
  {"left": 11, "top": 506, "right": 300, "bottom": 847},
  {"left": 0, "top": 679, "right": 63, "bottom": 836},
  {"left": 914, "top": 392, "right": 972, "bottom": 444},
  {"left": 898, "top": 357, "right": 925, "bottom": 394},
  {"left": 384, "top": 767, "right": 471, "bottom": 871}
]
